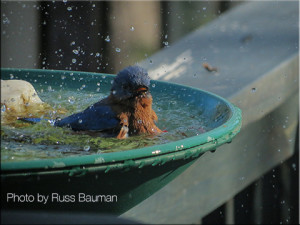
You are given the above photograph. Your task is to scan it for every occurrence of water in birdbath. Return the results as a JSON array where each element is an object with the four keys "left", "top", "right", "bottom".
[{"left": 1, "top": 84, "right": 211, "bottom": 162}]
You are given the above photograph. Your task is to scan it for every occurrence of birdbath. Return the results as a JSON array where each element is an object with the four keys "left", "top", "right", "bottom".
[{"left": 1, "top": 68, "right": 242, "bottom": 214}]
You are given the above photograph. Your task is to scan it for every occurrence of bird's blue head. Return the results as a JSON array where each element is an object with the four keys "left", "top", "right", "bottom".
[{"left": 111, "top": 66, "right": 151, "bottom": 101}]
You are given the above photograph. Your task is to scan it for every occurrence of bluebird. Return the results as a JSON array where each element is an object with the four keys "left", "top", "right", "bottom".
[{"left": 19, "top": 66, "right": 162, "bottom": 139}]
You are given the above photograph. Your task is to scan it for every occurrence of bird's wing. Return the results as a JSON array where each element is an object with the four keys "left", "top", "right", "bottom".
[{"left": 54, "top": 103, "right": 119, "bottom": 131}]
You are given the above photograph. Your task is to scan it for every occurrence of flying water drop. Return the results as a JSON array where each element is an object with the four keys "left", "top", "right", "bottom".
[
  {"left": 105, "top": 36, "right": 110, "bottom": 42},
  {"left": 83, "top": 145, "right": 90, "bottom": 151}
]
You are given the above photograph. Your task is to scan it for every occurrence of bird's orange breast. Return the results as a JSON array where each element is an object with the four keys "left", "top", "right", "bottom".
[{"left": 114, "top": 95, "right": 162, "bottom": 136}]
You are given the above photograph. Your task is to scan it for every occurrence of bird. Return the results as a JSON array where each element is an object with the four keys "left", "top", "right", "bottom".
[{"left": 19, "top": 66, "right": 162, "bottom": 139}]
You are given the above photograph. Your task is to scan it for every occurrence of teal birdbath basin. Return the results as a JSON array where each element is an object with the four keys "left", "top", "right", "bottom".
[{"left": 1, "top": 68, "right": 242, "bottom": 215}]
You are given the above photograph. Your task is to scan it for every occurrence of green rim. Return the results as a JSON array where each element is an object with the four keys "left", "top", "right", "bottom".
[{"left": 1, "top": 68, "right": 242, "bottom": 172}]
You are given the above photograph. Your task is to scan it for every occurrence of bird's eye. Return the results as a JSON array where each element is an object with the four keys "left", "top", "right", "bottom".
[{"left": 122, "top": 85, "right": 130, "bottom": 91}]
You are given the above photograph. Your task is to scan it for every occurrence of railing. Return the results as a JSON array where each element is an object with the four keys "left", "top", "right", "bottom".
[
  {"left": 121, "top": 1, "right": 299, "bottom": 224},
  {"left": 1, "top": 1, "right": 299, "bottom": 224}
]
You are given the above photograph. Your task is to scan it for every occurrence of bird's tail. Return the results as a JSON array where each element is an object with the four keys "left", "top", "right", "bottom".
[{"left": 17, "top": 117, "right": 56, "bottom": 126}]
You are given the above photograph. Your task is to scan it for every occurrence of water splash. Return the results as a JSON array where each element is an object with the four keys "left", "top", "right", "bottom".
[
  {"left": 105, "top": 36, "right": 110, "bottom": 42},
  {"left": 68, "top": 96, "right": 75, "bottom": 104},
  {"left": 83, "top": 145, "right": 90, "bottom": 151}
]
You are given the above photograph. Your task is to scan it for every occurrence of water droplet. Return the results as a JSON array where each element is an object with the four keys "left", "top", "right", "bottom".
[
  {"left": 68, "top": 96, "right": 75, "bottom": 104},
  {"left": 115, "top": 48, "right": 121, "bottom": 53},
  {"left": 137, "top": 119, "right": 142, "bottom": 124},
  {"left": 78, "top": 119, "right": 83, "bottom": 124},
  {"left": 3, "top": 17, "right": 10, "bottom": 24},
  {"left": 130, "top": 26, "right": 135, "bottom": 31},
  {"left": 63, "top": 0, "right": 67, "bottom": 2},
  {"left": 10, "top": 74, "right": 14, "bottom": 79},
  {"left": 1, "top": 104, "right": 6, "bottom": 112},
  {"left": 70, "top": 41, "right": 75, "bottom": 46},
  {"left": 72, "top": 58, "right": 77, "bottom": 63},
  {"left": 95, "top": 52, "right": 100, "bottom": 57},
  {"left": 73, "top": 49, "right": 79, "bottom": 54},
  {"left": 67, "top": 6, "right": 72, "bottom": 11},
  {"left": 48, "top": 86, "right": 53, "bottom": 92},
  {"left": 112, "top": 90, "right": 117, "bottom": 95},
  {"left": 97, "top": 82, "right": 100, "bottom": 86},
  {"left": 83, "top": 145, "right": 90, "bottom": 151},
  {"left": 152, "top": 83, "right": 156, "bottom": 88},
  {"left": 203, "top": 7, "right": 207, "bottom": 11},
  {"left": 251, "top": 87, "right": 256, "bottom": 93},
  {"left": 105, "top": 35, "right": 110, "bottom": 42}
]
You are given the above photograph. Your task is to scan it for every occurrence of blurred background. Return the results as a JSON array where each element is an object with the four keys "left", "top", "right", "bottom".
[
  {"left": 1, "top": 1, "right": 239, "bottom": 74},
  {"left": 1, "top": 1, "right": 298, "bottom": 224}
]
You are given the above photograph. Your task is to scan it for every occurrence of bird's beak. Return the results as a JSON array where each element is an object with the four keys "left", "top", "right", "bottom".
[{"left": 135, "top": 86, "right": 148, "bottom": 93}]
